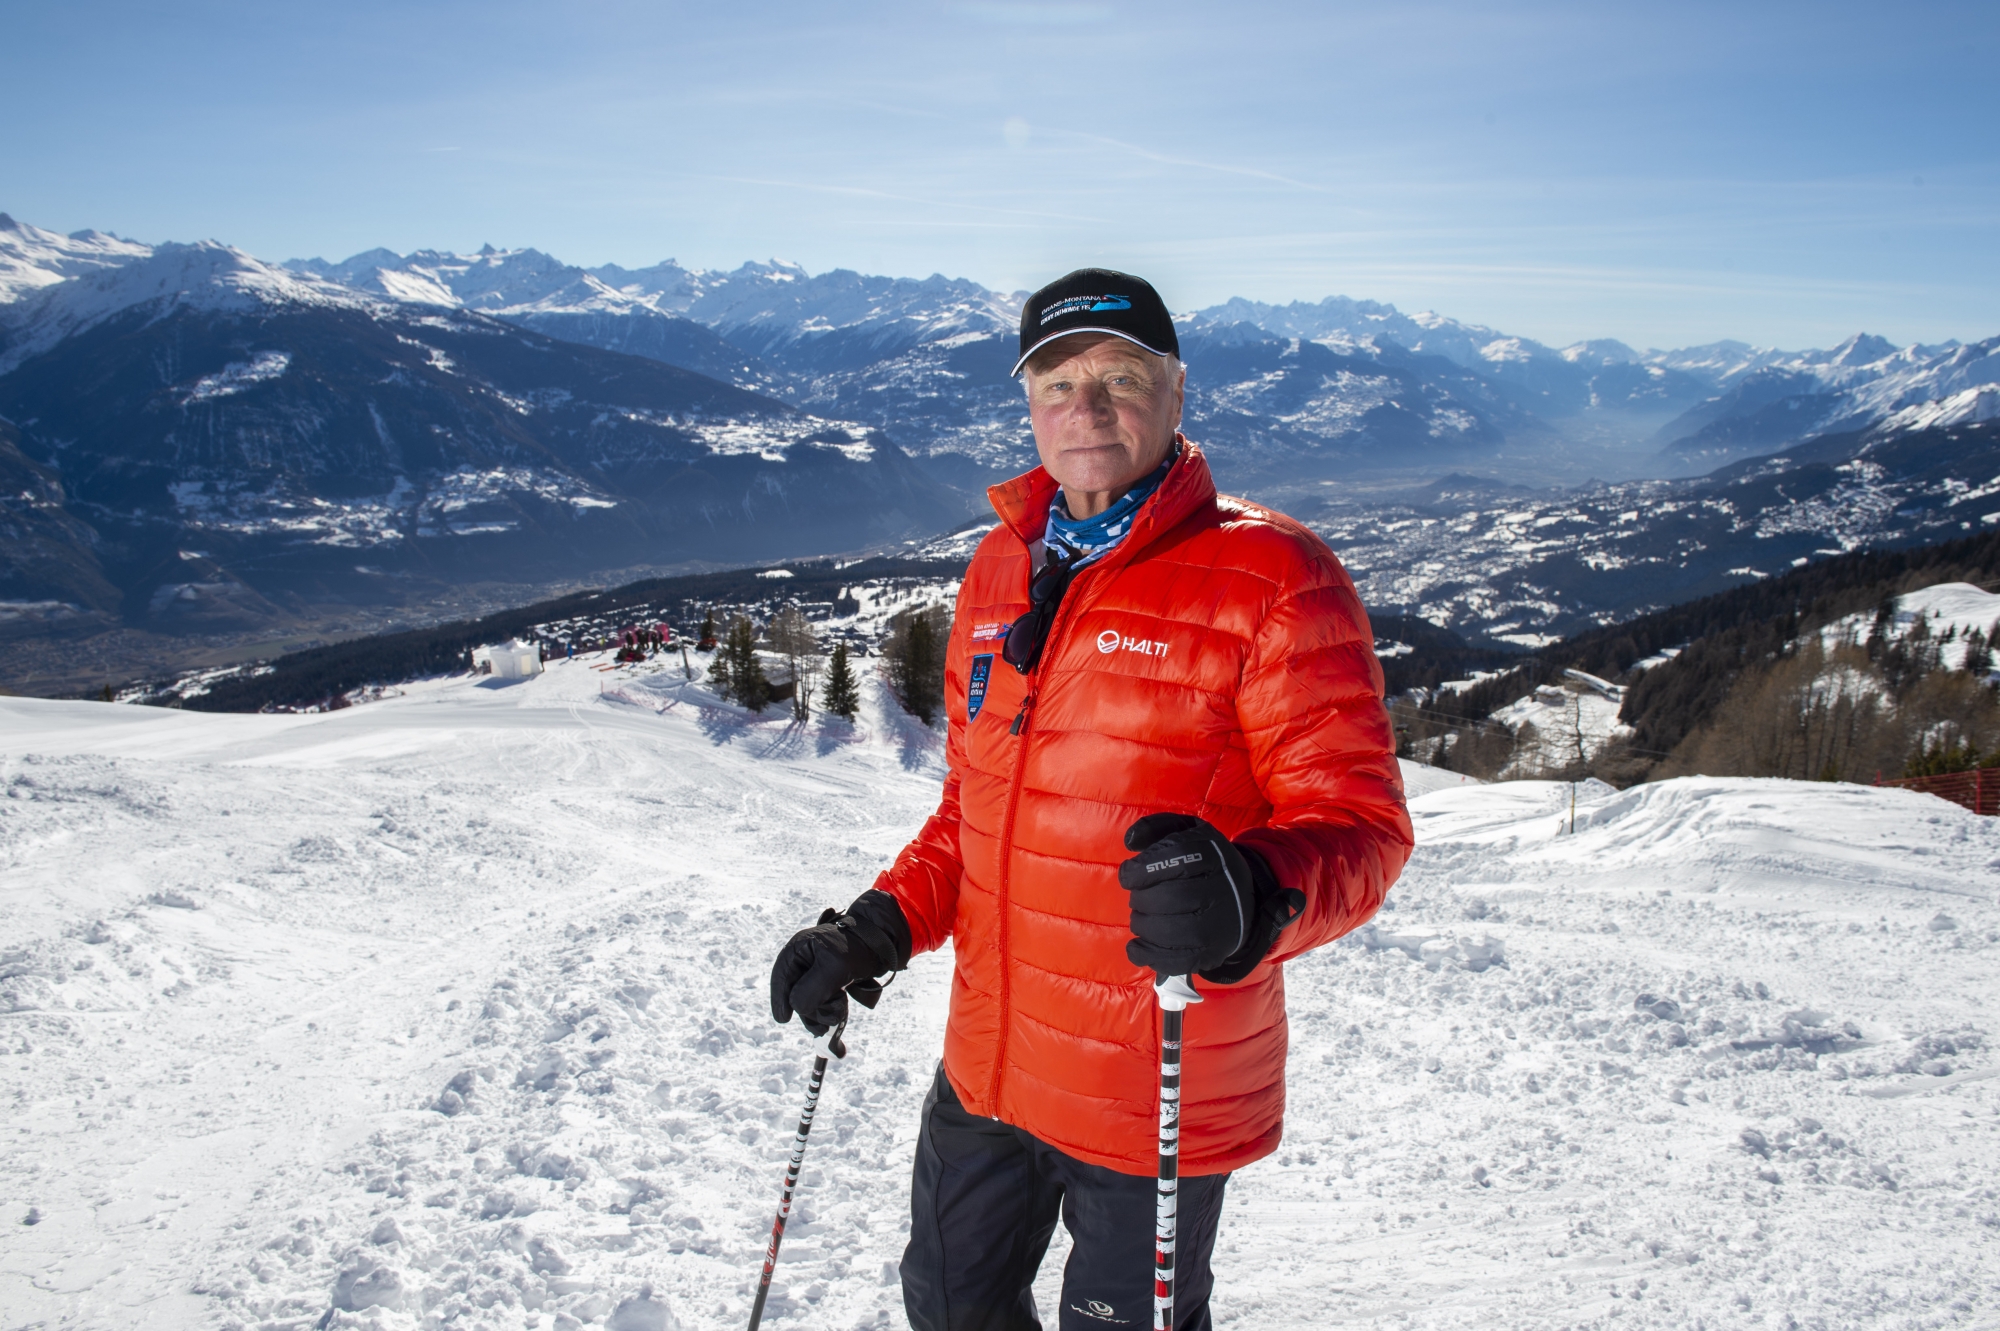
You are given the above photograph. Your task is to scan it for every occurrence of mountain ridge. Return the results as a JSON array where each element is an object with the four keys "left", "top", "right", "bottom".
[{"left": 5, "top": 210, "right": 1998, "bottom": 695}]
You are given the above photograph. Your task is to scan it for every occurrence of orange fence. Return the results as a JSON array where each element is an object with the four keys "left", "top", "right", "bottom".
[{"left": 1879, "top": 768, "right": 2000, "bottom": 815}]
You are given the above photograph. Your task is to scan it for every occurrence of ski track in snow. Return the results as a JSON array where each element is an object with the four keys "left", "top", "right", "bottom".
[{"left": 2, "top": 661, "right": 1996, "bottom": 1331}]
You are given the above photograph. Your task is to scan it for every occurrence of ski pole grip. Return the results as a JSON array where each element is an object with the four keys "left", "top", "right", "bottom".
[
  {"left": 1154, "top": 973, "right": 1201, "bottom": 1011},
  {"left": 812, "top": 1021, "right": 848, "bottom": 1060}
]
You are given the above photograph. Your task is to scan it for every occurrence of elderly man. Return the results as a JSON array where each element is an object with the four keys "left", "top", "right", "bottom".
[{"left": 771, "top": 268, "right": 1413, "bottom": 1330}]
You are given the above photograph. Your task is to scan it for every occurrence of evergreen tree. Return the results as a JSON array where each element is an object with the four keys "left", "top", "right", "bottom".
[
  {"left": 706, "top": 634, "right": 732, "bottom": 698},
  {"left": 698, "top": 608, "right": 718, "bottom": 651},
  {"left": 1963, "top": 626, "right": 1991, "bottom": 677},
  {"left": 719, "top": 614, "right": 771, "bottom": 712},
  {"left": 886, "top": 602, "right": 950, "bottom": 725},
  {"left": 824, "top": 640, "right": 860, "bottom": 720},
  {"left": 1867, "top": 595, "right": 1898, "bottom": 661}
]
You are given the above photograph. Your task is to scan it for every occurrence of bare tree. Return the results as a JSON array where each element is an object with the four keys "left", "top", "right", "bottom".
[
  {"left": 1668, "top": 642, "right": 1894, "bottom": 781},
  {"left": 768, "top": 604, "right": 823, "bottom": 723}
]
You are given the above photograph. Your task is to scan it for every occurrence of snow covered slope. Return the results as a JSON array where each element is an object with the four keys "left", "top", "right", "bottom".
[
  {"left": 3, "top": 667, "right": 1995, "bottom": 1329},
  {"left": 1821, "top": 580, "right": 2000, "bottom": 674},
  {"left": 0, "top": 213, "right": 152, "bottom": 305},
  {"left": 0, "top": 238, "right": 372, "bottom": 376}
]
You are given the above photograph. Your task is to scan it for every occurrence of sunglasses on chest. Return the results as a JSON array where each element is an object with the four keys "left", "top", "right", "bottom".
[{"left": 1001, "top": 547, "right": 1086, "bottom": 674}]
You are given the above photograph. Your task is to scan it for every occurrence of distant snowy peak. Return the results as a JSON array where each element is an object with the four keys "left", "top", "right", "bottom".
[
  {"left": 1665, "top": 332, "right": 1966, "bottom": 388},
  {"left": 1187, "top": 294, "right": 1520, "bottom": 370},
  {"left": 282, "top": 246, "right": 1019, "bottom": 360},
  {"left": 1643, "top": 340, "right": 1792, "bottom": 383},
  {"left": 676, "top": 264, "right": 1019, "bottom": 353},
  {"left": 0, "top": 212, "right": 153, "bottom": 304},
  {"left": 288, "top": 245, "right": 612, "bottom": 315},
  {"left": 1560, "top": 339, "right": 1641, "bottom": 366},
  {"left": 1, "top": 240, "right": 373, "bottom": 375},
  {"left": 1841, "top": 337, "right": 2000, "bottom": 422},
  {"left": 1654, "top": 331, "right": 2000, "bottom": 461},
  {"left": 587, "top": 258, "right": 702, "bottom": 310},
  {"left": 1872, "top": 384, "right": 2000, "bottom": 437}
]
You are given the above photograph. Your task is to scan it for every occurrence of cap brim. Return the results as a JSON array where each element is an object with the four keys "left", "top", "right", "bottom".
[{"left": 1011, "top": 327, "right": 1173, "bottom": 377}]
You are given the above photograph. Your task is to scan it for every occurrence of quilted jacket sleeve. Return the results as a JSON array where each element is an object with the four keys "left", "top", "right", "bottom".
[
  {"left": 870, "top": 620, "right": 972, "bottom": 956},
  {"left": 872, "top": 769, "right": 965, "bottom": 956},
  {"left": 1230, "top": 547, "right": 1414, "bottom": 964}
]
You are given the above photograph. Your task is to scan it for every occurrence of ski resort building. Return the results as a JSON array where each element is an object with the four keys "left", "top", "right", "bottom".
[{"left": 477, "top": 640, "right": 544, "bottom": 680}]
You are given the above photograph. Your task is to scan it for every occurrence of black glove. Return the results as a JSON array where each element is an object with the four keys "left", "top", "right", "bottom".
[
  {"left": 770, "top": 890, "right": 912, "bottom": 1036},
  {"left": 1118, "top": 813, "right": 1307, "bottom": 985}
]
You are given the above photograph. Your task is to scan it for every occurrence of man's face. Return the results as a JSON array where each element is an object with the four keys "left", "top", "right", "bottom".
[{"left": 1023, "top": 334, "right": 1185, "bottom": 506}]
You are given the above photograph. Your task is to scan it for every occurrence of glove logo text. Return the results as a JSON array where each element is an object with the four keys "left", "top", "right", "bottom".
[{"left": 1146, "top": 852, "right": 1204, "bottom": 871}]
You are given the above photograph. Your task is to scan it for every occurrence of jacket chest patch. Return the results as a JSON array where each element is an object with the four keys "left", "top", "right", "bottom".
[
  {"left": 967, "top": 653, "right": 994, "bottom": 720},
  {"left": 1094, "top": 627, "right": 1171, "bottom": 658}
]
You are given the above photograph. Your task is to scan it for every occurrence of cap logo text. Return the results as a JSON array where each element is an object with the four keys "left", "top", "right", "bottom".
[{"left": 1040, "top": 293, "right": 1131, "bottom": 325}]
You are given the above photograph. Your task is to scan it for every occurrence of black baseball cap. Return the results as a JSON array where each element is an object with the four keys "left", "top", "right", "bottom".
[{"left": 1012, "top": 268, "right": 1179, "bottom": 376}]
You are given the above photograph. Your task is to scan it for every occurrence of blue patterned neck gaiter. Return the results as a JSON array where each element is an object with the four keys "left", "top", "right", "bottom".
[{"left": 1045, "top": 450, "right": 1176, "bottom": 570}]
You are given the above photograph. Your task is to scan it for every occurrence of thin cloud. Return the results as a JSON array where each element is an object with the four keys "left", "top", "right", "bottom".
[
  {"left": 1050, "top": 129, "right": 1336, "bottom": 195},
  {"left": 697, "top": 174, "right": 1112, "bottom": 226},
  {"left": 955, "top": 3, "right": 1113, "bottom": 25}
]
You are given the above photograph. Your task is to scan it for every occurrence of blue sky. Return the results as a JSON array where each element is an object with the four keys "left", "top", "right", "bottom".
[{"left": 4, "top": 0, "right": 1994, "bottom": 350}]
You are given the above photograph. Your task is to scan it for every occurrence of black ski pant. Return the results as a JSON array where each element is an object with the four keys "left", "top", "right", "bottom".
[{"left": 902, "top": 1065, "right": 1230, "bottom": 1331}]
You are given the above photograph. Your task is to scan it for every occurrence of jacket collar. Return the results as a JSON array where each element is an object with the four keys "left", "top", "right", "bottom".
[{"left": 986, "top": 434, "right": 1216, "bottom": 567}]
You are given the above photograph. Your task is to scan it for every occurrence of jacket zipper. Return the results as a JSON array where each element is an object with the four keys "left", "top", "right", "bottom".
[{"left": 986, "top": 574, "right": 1090, "bottom": 1117}]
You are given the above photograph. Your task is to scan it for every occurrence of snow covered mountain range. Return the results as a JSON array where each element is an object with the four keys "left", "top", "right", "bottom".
[
  {"left": 0, "top": 217, "right": 958, "bottom": 648},
  {"left": 280, "top": 241, "right": 2000, "bottom": 483},
  {"left": 4, "top": 209, "right": 1999, "bottom": 676}
]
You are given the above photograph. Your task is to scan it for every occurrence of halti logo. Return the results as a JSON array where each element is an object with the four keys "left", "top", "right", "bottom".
[
  {"left": 1071, "top": 1298, "right": 1131, "bottom": 1324},
  {"left": 1097, "top": 628, "right": 1169, "bottom": 657}
]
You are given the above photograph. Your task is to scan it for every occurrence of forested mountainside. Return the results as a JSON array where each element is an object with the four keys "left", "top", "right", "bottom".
[{"left": 1396, "top": 524, "right": 2000, "bottom": 786}]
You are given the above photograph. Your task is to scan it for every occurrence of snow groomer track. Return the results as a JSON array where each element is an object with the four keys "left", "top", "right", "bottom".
[{"left": 2, "top": 660, "right": 1995, "bottom": 1329}]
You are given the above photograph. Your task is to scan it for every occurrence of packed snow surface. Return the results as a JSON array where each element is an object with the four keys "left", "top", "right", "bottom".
[{"left": 2, "top": 663, "right": 1997, "bottom": 1330}]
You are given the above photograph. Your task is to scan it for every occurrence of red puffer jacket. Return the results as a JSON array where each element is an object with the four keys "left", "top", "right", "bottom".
[{"left": 875, "top": 440, "right": 1412, "bottom": 1175}]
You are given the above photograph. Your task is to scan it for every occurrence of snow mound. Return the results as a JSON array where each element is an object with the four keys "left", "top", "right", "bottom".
[
  {"left": 1398, "top": 758, "right": 1483, "bottom": 799},
  {"left": 3, "top": 671, "right": 1996, "bottom": 1329}
]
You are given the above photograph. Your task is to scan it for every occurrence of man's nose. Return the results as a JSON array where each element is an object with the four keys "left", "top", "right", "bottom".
[{"left": 1073, "top": 378, "right": 1117, "bottom": 422}]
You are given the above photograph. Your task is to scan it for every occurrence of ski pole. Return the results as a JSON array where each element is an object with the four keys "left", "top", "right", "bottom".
[
  {"left": 1152, "top": 973, "right": 1202, "bottom": 1331},
  {"left": 747, "top": 1021, "right": 845, "bottom": 1331}
]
